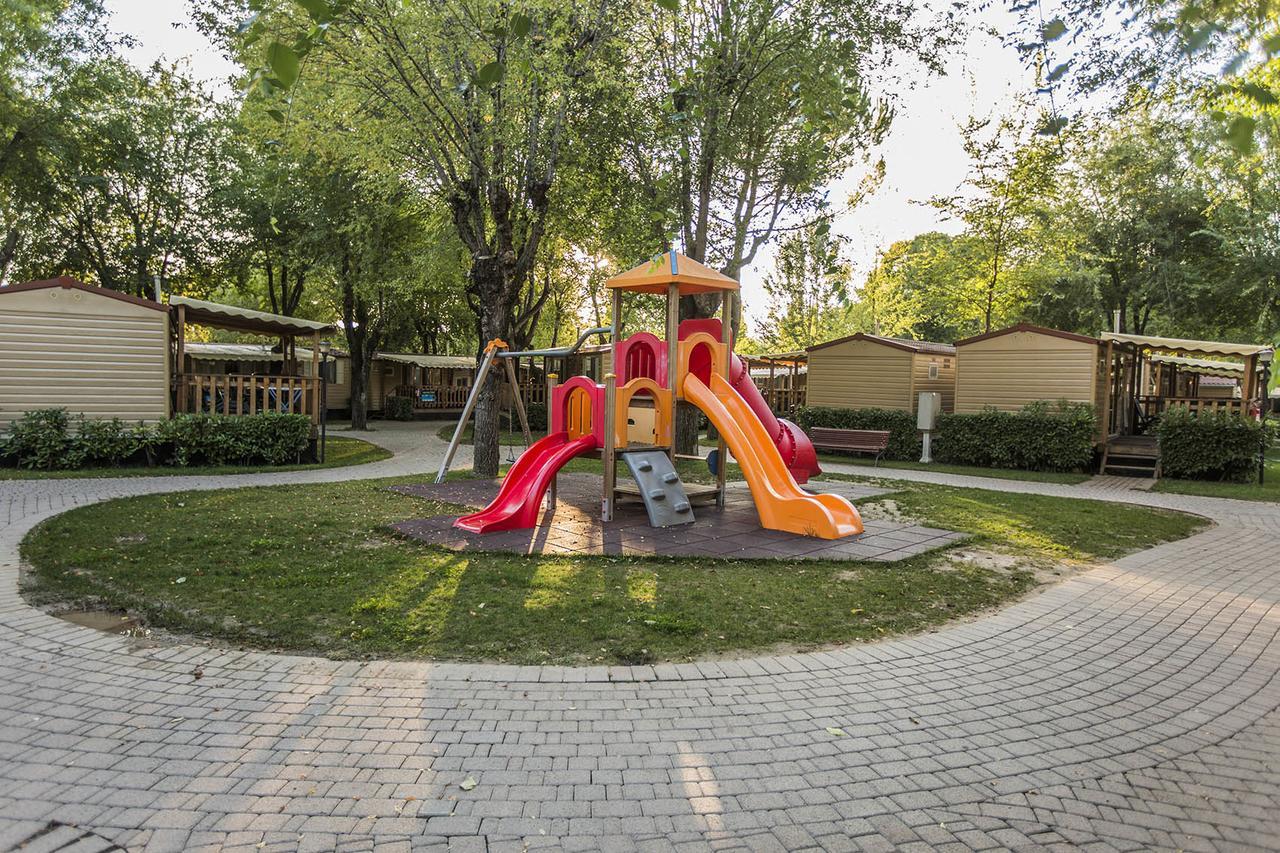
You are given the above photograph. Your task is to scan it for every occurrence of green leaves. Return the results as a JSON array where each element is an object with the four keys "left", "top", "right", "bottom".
[
  {"left": 655, "top": 0, "right": 679, "bottom": 10},
  {"left": 1225, "top": 115, "right": 1257, "bottom": 154},
  {"left": 510, "top": 12, "right": 532, "bottom": 39},
  {"left": 267, "top": 42, "right": 300, "bottom": 88},
  {"left": 1046, "top": 62, "right": 1071, "bottom": 83},
  {"left": 1040, "top": 19, "right": 1067, "bottom": 43},
  {"left": 477, "top": 61, "right": 505, "bottom": 88},
  {"left": 293, "top": 0, "right": 333, "bottom": 22}
]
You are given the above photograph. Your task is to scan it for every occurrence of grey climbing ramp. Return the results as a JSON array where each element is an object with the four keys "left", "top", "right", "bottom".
[{"left": 621, "top": 449, "right": 695, "bottom": 528}]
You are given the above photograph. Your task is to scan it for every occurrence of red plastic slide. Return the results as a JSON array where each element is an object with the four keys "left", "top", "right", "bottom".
[
  {"left": 679, "top": 319, "right": 821, "bottom": 484},
  {"left": 454, "top": 432, "right": 599, "bottom": 533}
]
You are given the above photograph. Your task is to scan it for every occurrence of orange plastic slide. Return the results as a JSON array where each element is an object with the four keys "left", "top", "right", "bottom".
[{"left": 683, "top": 372, "right": 863, "bottom": 539}]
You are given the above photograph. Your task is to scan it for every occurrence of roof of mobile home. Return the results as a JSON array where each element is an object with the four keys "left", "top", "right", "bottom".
[
  {"left": 954, "top": 323, "right": 1099, "bottom": 347},
  {"left": 0, "top": 276, "right": 167, "bottom": 311},
  {"left": 807, "top": 332, "right": 955, "bottom": 356}
]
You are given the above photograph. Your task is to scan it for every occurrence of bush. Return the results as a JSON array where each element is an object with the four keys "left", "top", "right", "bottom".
[
  {"left": 76, "top": 417, "right": 144, "bottom": 467},
  {"left": 1156, "top": 406, "right": 1268, "bottom": 481},
  {"left": 795, "top": 406, "right": 921, "bottom": 460},
  {"left": 1, "top": 409, "right": 312, "bottom": 470},
  {"left": 526, "top": 402, "right": 548, "bottom": 432},
  {"left": 934, "top": 401, "right": 1096, "bottom": 472},
  {"left": 384, "top": 395, "right": 415, "bottom": 421},
  {"left": 2, "top": 409, "right": 80, "bottom": 469}
]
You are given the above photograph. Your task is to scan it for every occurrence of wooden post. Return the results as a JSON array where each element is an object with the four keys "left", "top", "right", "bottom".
[
  {"left": 602, "top": 373, "right": 617, "bottom": 522},
  {"left": 1100, "top": 340, "right": 1114, "bottom": 446},
  {"left": 502, "top": 355, "right": 532, "bottom": 445},
  {"left": 175, "top": 304, "right": 186, "bottom": 413},
  {"left": 1243, "top": 354, "right": 1258, "bottom": 406}
]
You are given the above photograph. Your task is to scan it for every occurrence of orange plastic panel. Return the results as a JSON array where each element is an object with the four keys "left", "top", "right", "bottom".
[
  {"left": 565, "top": 387, "right": 594, "bottom": 440},
  {"left": 615, "top": 378, "right": 672, "bottom": 447},
  {"left": 676, "top": 333, "right": 726, "bottom": 391}
]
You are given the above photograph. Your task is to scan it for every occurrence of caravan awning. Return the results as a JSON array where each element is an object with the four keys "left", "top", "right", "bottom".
[
  {"left": 376, "top": 352, "right": 475, "bottom": 369},
  {"left": 1100, "top": 331, "right": 1272, "bottom": 358},
  {"left": 1148, "top": 354, "right": 1245, "bottom": 379},
  {"left": 171, "top": 295, "right": 334, "bottom": 336}
]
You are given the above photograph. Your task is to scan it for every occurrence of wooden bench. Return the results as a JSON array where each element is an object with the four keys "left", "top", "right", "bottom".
[{"left": 808, "top": 427, "right": 892, "bottom": 466}]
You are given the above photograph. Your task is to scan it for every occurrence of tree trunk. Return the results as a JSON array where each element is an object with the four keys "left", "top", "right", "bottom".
[
  {"left": 0, "top": 227, "right": 18, "bottom": 284},
  {"left": 471, "top": 320, "right": 508, "bottom": 477},
  {"left": 470, "top": 262, "right": 512, "bottom": 478},
  {"left": 349, "top": 350, "right": 370, "bottom": 429}
]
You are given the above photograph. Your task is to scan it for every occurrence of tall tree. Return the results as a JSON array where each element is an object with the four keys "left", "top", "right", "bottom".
[
  {"left": 223, "top": 0, "right": 623, "bottom": 475},
  {"left": 931, "top": 106, "right": 1061, "bottom": 333},
  {"left": 756, "top": 224, "right": 853, "bottom": 350},
  {"left": 7, "top": 59, "right": 232, "bottom": 296},
  {"left": 636, "top": 0, "right": 956, "bottom": 447}
]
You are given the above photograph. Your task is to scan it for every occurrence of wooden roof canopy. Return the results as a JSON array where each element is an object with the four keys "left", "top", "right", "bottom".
[
  {"left": 170, "top": 295, "right": 333, "bottom": 337},
  {"left": 606, "top": 251, "right": 739, "bottom": 295}
]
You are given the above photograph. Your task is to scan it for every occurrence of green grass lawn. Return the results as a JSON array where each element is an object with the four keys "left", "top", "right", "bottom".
[
  {"left": 816, "top": 452, "right": 1092, "bottom": 485},
  {"left": 1152, "top": 450, "right": 1279, "bottom": 503},
  {"left": 0, "top": 436, "right": 390, "bottom": 480},
  {"left": 20, "top": 471, "right": 1206, "bottom": 664},
  {"left": 435, "top": 423, "right": 533, "bottom": 446}
]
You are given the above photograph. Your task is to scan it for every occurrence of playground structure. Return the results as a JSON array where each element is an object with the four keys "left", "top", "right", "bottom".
[{"left": 439, "top": 252, "right": 861, "bottom": 540}]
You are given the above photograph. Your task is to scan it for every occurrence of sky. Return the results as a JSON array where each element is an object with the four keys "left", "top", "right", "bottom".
[{"left": 103, "top": 0, "right": 1037, "bottom": 328}]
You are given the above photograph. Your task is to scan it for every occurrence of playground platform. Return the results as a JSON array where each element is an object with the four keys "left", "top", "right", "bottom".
[{"left": 390, "top": 474, "right": 965, "bottom": 561}]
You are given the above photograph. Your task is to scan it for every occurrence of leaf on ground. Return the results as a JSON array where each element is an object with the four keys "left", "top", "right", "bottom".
[
  {"left": 459, "top": 776, "right": 478, "bottom": 791},
  {"left": 825, "top": 726, "right": 847, "bottom": 737}
]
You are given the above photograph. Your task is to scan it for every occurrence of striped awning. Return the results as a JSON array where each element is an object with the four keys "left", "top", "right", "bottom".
[{"left": 1101, "top": 331, "right": 1272, "bottom": 358}]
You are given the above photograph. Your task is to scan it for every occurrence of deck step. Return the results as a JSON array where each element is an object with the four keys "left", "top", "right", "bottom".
[{"left": 1104, "top": 464, "right": 1158, "bottom": 474}]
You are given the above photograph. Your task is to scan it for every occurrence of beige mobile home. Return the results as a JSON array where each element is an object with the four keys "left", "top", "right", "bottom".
[
  {"left": 0, "top": 277, "right": 170, "bottom": 426},
  {"left": 805, "top": 333, "right": 956, "bottom": 412},
  {"left": 953, "top": 324, "right": 1103, "bottom": 414}
]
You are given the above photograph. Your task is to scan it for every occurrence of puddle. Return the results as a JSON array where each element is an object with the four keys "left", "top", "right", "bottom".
[{"left": 57, "top": 610, "right": 162, "bottom": 647}]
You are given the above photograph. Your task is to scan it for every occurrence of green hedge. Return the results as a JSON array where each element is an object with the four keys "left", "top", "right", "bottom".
[
  {"left": 795, "top": 406, "right": 921, "bottom": 460},
  {"left": 0, "top": 409, "right": 312, "bottom": 470},
  {"left": 934, "top": 401, "right": 1096, "bottom": 472},
  {"left": 526, "top": 402, "right": 548, "bottom": 432},
  {"left": 1156, "top": 406, "right": 1269, "bottom": 481},
  {"left": 383, "top": 395, "right": 415, "bottom": 421}
]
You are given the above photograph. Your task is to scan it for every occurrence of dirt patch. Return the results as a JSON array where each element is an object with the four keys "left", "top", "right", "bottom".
[
  {"left": 855, "top": 498, "right": 923, "bottom": 525},
  {"left": 942, "top": 546, "right": 1089, "bottom": 585}
]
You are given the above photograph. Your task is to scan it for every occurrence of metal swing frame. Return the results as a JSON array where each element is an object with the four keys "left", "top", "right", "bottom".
[{"left": 435, "top": 327, "right": 613, "bottom": 483}]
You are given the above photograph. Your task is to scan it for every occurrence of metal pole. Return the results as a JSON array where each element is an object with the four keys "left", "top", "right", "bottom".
[
  {"left": 436, "top": 342, "right": 501, "bottom": 483},
  {"left": 546, "top": 372, "right": 559, "bottom": 509}
]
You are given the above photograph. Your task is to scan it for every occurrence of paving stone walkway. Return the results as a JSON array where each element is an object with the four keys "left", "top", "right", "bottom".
[{"left": 0, "top": 427, "right": 1277, "bottom": 852}]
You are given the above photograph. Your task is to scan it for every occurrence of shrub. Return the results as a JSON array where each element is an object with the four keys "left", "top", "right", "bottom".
[
  {"left": 3, "top": 409, "right": 79, "bottom": 469},
  {"left": 526, "top": 402, "right": 548, "bottom": 432},
  {"left": 934, "top": 401, "right": 1096, "bottom": 472},
  {"left": 1, "top": 410, "right": 312, "bottom": 470},
  {"left": 76, "top": 417, "right": 144, "bottom": 467},
  {"left": 383, "top": 395, "right": 415, "bottom": 421},
  {"left": 795, "top": 406, "right": 921, "bottom": 460},
  {"left": 1156, "top": 406, "right": 1268, "bottom": 481}
]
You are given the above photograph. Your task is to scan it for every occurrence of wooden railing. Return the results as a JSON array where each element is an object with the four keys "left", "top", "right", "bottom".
[
  {"left": 178, "top": 374, "right": 320, "bottom": 425},
  {"left": 393, "top": 384, "right": 471, "bottom": 409},
  {"left": 499, "top": 381, "right": 547, "bottom": 408},
  {"left": 757, "top": 385, "right": 806, "bottom": 417},
  {"left": 1138, "top": 396, "right": 1246, "bottom": 417}
]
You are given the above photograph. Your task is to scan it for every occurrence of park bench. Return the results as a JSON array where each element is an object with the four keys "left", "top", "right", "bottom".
[{"left": 808, "top": 427, "right": 892, "bottom": 466}]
